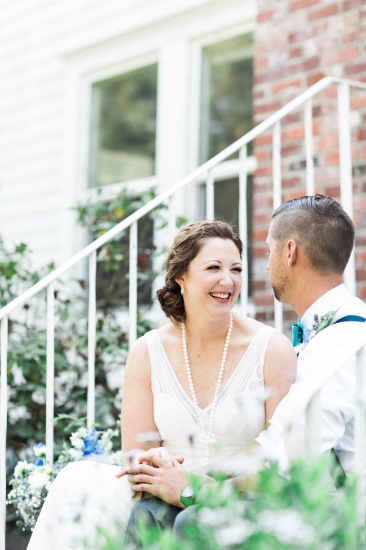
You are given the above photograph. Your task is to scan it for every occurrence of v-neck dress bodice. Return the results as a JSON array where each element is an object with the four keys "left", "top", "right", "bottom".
[
  {"left": 27, "top": 325, "right": 275, "bottom": 550},
  {"left": 146, "top": 325, "right": 275, "bottom": 470}
]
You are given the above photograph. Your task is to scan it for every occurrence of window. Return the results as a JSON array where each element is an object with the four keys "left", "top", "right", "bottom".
[
  {"left": 88, "top": 63, "right": 158, "bottom": 307},
  {"left": 199, "top": 34, "right": 253, "bottom": 164},
  {"left": 89, "top": 63, "right": 158, "bottom": 188},
  {"left": 199, "top": 33, "right": 253, "bottom": 292}
]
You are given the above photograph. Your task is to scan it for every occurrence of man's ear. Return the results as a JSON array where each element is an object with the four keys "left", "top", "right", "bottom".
[{"left": 287, "top": 239, "right": 298, "bottom": 266}]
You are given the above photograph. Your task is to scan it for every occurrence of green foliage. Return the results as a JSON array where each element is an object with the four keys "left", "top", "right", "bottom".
[
  {"left": 74, "top": 187, "right": 166, "bottom": 311},
  {"left": 5, "top": 187, "right": 163, "bottom": 463},
  {"left": 114, "top": 457, "right": 364, "bottom": 550}
]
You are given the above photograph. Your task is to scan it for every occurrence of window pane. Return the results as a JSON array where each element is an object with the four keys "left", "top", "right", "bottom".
[
  {"left": 200, "top": 34, "right": 253, "bottom": 163},
  {"left": 89, "top": 64, "right": 158, "bottom": 188}
]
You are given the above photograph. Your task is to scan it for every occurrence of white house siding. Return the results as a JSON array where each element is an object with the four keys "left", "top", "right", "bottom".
[{"left": 0, "top": 0, "right": 256, "bottom": 269}]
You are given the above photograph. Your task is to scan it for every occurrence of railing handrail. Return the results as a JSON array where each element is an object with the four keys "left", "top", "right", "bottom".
[{"left": 1, "top": 76, "right": 366, "bottom": 321}]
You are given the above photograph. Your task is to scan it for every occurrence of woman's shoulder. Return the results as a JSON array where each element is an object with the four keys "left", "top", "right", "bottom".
[{"left": 233, "top": 314, "right": 275, "bottom": 337}]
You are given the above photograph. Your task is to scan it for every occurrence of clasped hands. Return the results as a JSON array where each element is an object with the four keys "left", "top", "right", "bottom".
[{"left": 116, "top": 447, "right": 188, "bottom": 508}]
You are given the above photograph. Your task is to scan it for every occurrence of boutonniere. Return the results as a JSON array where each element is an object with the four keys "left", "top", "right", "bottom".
[{"left": 292, "top": 309, "right": 339, "bottom": 355}]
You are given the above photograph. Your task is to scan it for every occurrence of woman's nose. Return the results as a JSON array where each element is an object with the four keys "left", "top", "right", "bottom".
[{"left": 220, "top": 272, "right": 234, "bottom": 286}]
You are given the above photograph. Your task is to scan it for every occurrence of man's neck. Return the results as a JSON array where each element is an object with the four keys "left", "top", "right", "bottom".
[{"left": 289, "top": 274, "right": 343, "bottom": 319}]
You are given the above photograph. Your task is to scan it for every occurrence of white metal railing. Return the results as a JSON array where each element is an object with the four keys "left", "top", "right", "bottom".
[{"left": 1, "top": 76, "right": 366, "bottom": 548}]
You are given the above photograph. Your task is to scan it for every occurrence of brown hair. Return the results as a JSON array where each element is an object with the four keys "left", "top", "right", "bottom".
[
  {"left": 271, "top": 194, "right": 354, "bottom": 274},
  {"left": 157, "top": 220, "right": 243, "bottom": 323}
]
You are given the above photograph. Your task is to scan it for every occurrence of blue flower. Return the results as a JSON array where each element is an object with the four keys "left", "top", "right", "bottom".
[
  {"left": 34, "top": 458, "right": 44, "bottom": 466},
  {"left": 82, "top": 428, "right": 104, "bottom": 456}
]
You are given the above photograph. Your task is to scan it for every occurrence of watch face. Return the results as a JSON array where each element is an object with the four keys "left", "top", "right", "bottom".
[{"left": 180, "top": 484, "right": 196, "bottom": 507}]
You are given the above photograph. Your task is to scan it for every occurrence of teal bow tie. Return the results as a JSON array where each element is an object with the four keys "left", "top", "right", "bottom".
[{"left": 292, "top": 318, "right": 304, "bottom": 346}]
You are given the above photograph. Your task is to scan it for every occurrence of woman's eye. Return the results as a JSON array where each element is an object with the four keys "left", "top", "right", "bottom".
[
  {"left": 208, "top": 265, "right": 219, "bottom": 270},
  {"left": 233, "top": 268, "right": 242, "bottom": 273}
]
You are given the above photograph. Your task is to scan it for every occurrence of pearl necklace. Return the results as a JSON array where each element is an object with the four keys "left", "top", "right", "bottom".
[{"left": 181, "top": 313, "right": 233, "bottom": 463}]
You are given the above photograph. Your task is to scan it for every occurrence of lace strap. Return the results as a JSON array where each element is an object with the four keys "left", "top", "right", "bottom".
[{"left": 225, "top": 325, "right": 277, "bottom": 396}]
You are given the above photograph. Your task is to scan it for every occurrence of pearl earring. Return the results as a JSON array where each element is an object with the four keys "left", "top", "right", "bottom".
[{"left": 181, "top": 282, "right": 184, "bottom": 295}]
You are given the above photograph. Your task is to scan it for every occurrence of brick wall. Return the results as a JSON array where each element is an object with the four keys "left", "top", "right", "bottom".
[{"left": 252, "top": 0, "right": 366, "bottom": 333}]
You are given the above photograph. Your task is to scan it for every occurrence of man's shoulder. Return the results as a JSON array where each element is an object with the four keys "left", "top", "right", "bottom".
[{"left": 336, "top": 296, "right": 366, "bottom": 318}]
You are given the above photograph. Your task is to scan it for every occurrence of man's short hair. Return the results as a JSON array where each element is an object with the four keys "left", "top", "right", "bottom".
[{"left": 270, "top": 194, "right": 355, "bottom": 275}]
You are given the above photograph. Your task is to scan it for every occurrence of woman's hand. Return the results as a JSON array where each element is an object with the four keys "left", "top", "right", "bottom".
[{"left": 124, "top": 454, "right": 189, "bottom": 508}]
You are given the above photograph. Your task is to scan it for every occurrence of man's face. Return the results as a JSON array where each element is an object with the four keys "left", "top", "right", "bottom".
[{"left": 266, "top": 226, "right": 290, "bottom": 303}]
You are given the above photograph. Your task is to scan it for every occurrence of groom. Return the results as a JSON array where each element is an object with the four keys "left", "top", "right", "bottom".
[{"left": 125, "top": 194, "right": 366, "bottom": 544}]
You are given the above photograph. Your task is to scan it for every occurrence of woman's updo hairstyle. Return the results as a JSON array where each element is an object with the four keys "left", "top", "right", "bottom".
[{"left": 157, "top": 220, "right": 243, "bottom": 323}]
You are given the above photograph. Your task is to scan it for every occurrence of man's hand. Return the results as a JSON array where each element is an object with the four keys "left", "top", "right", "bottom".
[{"left": 123, "top": 454, "right": 188, "bottom": 507}]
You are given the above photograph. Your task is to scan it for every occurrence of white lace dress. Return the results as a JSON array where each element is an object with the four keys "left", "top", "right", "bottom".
[{"left": 27, "top": 326, "right": 275, "bottom": 550}]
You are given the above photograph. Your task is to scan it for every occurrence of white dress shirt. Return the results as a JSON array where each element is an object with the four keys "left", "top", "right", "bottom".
[{"left": 256, "top": 284, "right": 366, "bottom": 474}]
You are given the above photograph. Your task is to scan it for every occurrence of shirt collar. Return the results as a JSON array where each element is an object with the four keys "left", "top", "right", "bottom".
[{"left": 300, "top": 284, "right": 351, "bottom": 333}]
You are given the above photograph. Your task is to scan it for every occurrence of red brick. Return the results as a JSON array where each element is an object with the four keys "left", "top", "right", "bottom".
[
  {"left": 272, "top": 78, "right": 302, "bottom": 95},
  {"left": 308, "top": 3, "right": 339, "bottom": 22},
  {"left": 343, "top": 0, "right": 363, "bottom": 9},
  {"left": 358, "top": 145, "right": 366, "bottom": 160},
  {"left": 283, "top": 125, "right": 305, "bottom": 141},
  {"left": 282, "top": 176, "right": 303, "bottom": 189},
  {"left": 255, "top": 134, "right": 273, "bottom": 147},
  {"left": 255, "top": 101, "right": 283, "bottom": 115},
  {"left": 324, "top": 185, "right": 341, "bottom": 197},
  {"left": 323, "top": 45, "right": 359, "bottom": 64},
  {"left": 314, "top": 134, "right": 338, "bottom": 150},
  {"left": 354, "top": 195, "right": 366, "bottom": 211},
  {"left": 358, "top": 284, "right": 366, "bottom": 299},
  {"left": 255, "top": 56, "right": 270, "bottom": 71},
  {"left": 350, "top": 95, "right": 366, "bottom": 109},
  {"left": 256, "top": 149, "right": 271, "bottom": 162},
  {"left": 253, "top": 294, "right": 275, "bottom": 307},
  {"left": 357, "top": 129, "right": 366, "bottom": 141},
  {"left": 282, "top": 143, "right": 303, "bottom": 156},
  {"left": 307, "top": 73, "right": 326, "bottom": 86},
  {"left": 289, "top": 46, "right": 303, "bottom": 59},
  {"left": 258, "top": 8, "right": 277, "bottom": 23},
  {"left": 291, "top": 0, "right": 319, "bottom": 11},
  {"left": 344, "top": 61, "right": 366, "bottom": 75}
]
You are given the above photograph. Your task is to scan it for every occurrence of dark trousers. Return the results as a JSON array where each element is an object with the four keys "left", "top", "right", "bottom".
[{"left": 124, "top": 496, "right": 182, "bottom": 548}]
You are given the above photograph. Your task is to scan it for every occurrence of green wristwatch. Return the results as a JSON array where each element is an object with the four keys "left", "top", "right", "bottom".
[{"left": 180, "top": 483, "right": 196, "bottom": 507}]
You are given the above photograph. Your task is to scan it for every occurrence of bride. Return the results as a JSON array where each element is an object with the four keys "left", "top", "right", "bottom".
[{"left": 27, "top": 220, "right": 296, "bottom": 549}]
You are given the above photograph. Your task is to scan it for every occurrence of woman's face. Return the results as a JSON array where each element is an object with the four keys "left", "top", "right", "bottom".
[{"left": 178, "top": 237, "right": 242, "bottom": 320}]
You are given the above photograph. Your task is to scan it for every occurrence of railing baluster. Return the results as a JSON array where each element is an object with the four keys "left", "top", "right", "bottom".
[
  {"left": 87, "top": 252, "right": 97, "bottom": 428},
  {"left": 206, "top": 169, "right": 214, "bottom": 220},
  {"left": 0, "top": 317, "right": 8, "bottom": 550},
  {"left": 355, "top": 345, "right": 366, "bottom": 525},
  {"left": 305, "top": 98, "right": 314, "bottom": 195},
  {"left": 338, "top": 83, "right": 356, "bottom": 297},
  {"left": 272, "top": 121, "right": 283, "bottom": 332},
  {"left": 46, "top": 284, "right": 55, "bottom": 464},
  {"left": 168, "top": 195, "right": 176, "bottom": 244},
  {"left": 129, "top": 222, "right": 138, "bottom": 348},
  {"left": 239, "top": 145, "right": 248, "bottom": 317}
]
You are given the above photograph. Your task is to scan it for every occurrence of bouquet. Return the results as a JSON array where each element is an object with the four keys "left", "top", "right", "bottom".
[{"left": 7, "top": 426, "right": 120, "bottom": 531}]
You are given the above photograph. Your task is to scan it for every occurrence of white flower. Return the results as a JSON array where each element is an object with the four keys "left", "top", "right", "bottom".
[
  {"left": 8, "top": 405, "right": 31, "bottom": 423},
  {"left": 68, "top": 448, "right": 83, "bottom": 461},
  {"left": 33, "top": 444, "right": 46, "bottom": 458},
  {"left": 31, "top": 390, "right": 45, "bottom": 405},
  {"left": 214, "top": 519, "right": 254, "bottom": 546},
  {"left": 258, "top": 508, "right": 315, "bottom": 546},
  {"left": 11, "top": 363, "right": 26, "bottom": 385},
  {"left": 28, "top": 472, "right": 51, "bottom": 493},
  {"left": 13, "top": 461, "right": 32, "bottom": 478}
]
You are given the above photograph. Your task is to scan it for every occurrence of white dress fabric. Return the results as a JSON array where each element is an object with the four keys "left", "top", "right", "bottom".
[{"left": 28, "top": 325, "right": 275, "bottom": 550}]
